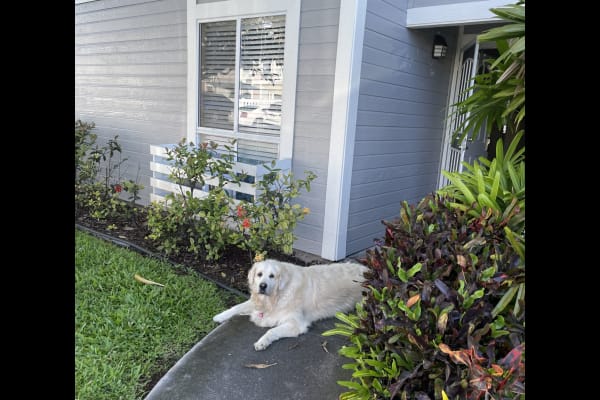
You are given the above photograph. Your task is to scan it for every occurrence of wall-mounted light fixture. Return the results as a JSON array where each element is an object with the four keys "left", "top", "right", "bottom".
[{"left": 432, "top": 34, "right": 448, "bottom": 59}]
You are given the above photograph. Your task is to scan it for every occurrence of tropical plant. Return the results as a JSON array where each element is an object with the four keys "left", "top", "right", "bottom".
[
  {"left": 451, "top": 0, "right": 525, "bottom": 146},
  {"left": 324, "top": 194, "right": 525, "bottom": 399},
  {"left": 438, "top": 130, "right": 524, "bottom": 233}
]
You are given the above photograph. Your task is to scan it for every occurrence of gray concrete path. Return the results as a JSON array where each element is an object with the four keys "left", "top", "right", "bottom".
[{"left": 145, "top": 315, "right": 353, "bottom": 400}]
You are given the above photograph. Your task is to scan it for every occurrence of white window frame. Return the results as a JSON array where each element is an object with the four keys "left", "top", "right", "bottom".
[{"left": 187, "top": 0, "right": 300, "bottom": 162}]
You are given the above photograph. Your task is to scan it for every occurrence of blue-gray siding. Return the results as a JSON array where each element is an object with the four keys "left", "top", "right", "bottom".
[
  {"left": 75, "top": 0, "right": 188, "bottom": 205},
  {"left": 347, "top": 0, "right": 457, "bottom": 255},
  {"left": 408, "top": 0, "right": 482, "bottom": 8},
  {"left": 291, "top": 0, "right": 341, "bottom": 256},
  {"left": 75, "top": 0, "right": 339, "bottom": 257}
]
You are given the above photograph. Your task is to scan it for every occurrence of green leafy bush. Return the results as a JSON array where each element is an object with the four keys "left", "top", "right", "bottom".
[
  {"left": 75, "top": 119, "right": 98, "bottom": 185},
  {"left": 146, "top": 139, "right": 237, "bottom": 260},
  {"left": 75, "top": 120, "right": 143, "bottom": 222},
  {"left": 451, "top": 1, "right": 525, "bottom": 145},
  {"left": 146, "top": 139, "right": 316, "bottom": 261},
  {"left": 438, "top": 131, "right": 524, "bottom": 234},
  {"left": 324, "top": 194, "right": 524, "bottom": 399},
  {"left": 230, "top": 161, "right": 316, "bottom": 261}
]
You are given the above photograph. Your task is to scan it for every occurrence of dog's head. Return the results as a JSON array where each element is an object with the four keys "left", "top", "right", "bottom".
[{"left": 248, "top": 259, "right": 287, "bottom": 297}]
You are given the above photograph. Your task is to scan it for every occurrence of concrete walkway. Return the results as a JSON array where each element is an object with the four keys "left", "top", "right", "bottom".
[{"left": 144, "top": 315, "right": 353, "bottom": 400}]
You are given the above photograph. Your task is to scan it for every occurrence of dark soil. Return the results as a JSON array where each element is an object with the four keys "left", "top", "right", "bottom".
[{"left": 75, "top": 206, "right": 321, "bottom": 296}]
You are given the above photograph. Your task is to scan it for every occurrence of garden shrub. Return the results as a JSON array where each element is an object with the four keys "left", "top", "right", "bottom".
[
  {"left": 438, "top": 132, "right": 524, "bottom": 234},
  {"left": 324, "top": 194, "right": 524, "bottom": 399},
  {"left": 75, "top": 119, "right": 98, "bottom": 185},
  {"left": 75, "top": 120, "right": 144, "bottom": 222},
  {"left": 146, "top": 139, "right": 238, "bottom": 260},
  {"left": 230, "top": 160, "right": 316, "bottom": 261},
  {"left": 146, "top": 139, "right": 317, "bottom": 261}
]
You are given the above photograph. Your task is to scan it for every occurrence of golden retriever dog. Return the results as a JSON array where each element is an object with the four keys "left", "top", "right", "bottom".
[{"left": 213, "top": 259, "right": 367, "bottom": 351}]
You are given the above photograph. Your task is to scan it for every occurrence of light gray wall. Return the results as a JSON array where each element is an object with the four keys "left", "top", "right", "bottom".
[
  {"left": 75, "top": 0, "right": 188, "bottom": 205},
  {"left": 75, "top": 0, "right": 339, "bottom": 257},
  {"left": 347, "top": 0, "right": 457, "bottom": 255},
  {"left": 408, "top": 0, "right": 482, "bottom": 7},
  {"left": 291, "top": 0, "right": 341, "bottom": 255}
]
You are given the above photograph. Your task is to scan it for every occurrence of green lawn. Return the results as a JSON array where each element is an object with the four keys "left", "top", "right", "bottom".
[{"left": 75, "top": 230, "right": 238, "bottom": 400}]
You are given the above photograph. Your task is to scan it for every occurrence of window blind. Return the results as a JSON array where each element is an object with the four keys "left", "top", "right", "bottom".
[
  {"left": 238, "top": 15, "right": 285, "bottom": 139},
  {"left": 198, "top": 14, "right": 286, "bottom": 164},
  {"left": 199, "top": 20, "right": 236, "bottom": 131}
]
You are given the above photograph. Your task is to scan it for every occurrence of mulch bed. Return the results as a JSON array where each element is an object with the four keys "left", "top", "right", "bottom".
[{"left": 75, "top": 207, "right": 315, "bottom": 295}]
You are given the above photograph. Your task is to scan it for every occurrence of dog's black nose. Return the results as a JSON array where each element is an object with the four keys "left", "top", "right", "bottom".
[{"left": 259, "top": 282, "right": 267, "bottom": 293}]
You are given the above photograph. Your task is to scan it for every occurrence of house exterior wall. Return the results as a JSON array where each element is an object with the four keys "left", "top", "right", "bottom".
[
  {"left": 346, "top": 0, "right": 457, "bottom": 255},
  {"left": 408, "top": 0, "right": 482, "bottom": 7},
  {"left": 289, "top": 0, "right": 341, "bottom": 255},
  {"left": 75, "top": 0, "right": 188, "bottom": 205},
  {"left": 75, "top": 0, "right": 340, "bottom": 256}
]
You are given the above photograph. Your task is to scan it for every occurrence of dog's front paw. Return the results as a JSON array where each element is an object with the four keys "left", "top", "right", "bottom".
[
  {"left": 213, "top": 312, "right": 228, "bottom": 323},
  {"left": 254, "top": 337, "right": 271, "bottom": 351}
]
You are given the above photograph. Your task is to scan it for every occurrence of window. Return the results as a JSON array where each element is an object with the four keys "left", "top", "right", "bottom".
[
  {"left": 198, "top": 15, "right": 285, "bottom": 164},
  {"left": 188, "top": 0, "right": 299, "bottom": 164}
]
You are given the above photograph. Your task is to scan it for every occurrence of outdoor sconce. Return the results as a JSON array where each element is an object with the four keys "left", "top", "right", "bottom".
[{"left": 432, "top": 34, "right": 448, "bottom": 59}]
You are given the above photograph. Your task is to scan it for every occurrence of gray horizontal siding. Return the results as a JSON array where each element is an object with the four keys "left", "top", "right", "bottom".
[
  {"left": 358, "top": 94, "right": 444, "bottom": 117},
  {"left": 75, "top": 75, "right": 187, "bottom": 88},
  {"left": 76, "top": 37, "right": 186, "bottom": 55},
  {"left": 76, "top": 24, "right": 185, "bottom": 45},
  {"left": 292, "top": 0, "right": 340, "bottom": 257},
  {"left": 76, "top": 85, "right": 186, "bottom": 102},
  {"left": 75, "top": 0, "right": 340, "bottom": 258},
  {"left": 408, "top": 0, "right": 482, "bottom": 7},
  {"left": 76, "top": 10, "right": 186, "bottom": 35},
  {"left": 76, "top": 0, "right": 154, "bottom": 13},
  {"left": 75, "top": 63, "right": 187, "bottom": 76},
  {"left": 300, "top": 8, "right": 339, "bottom": 28},
  {"left": 346, "top": 0, "right": 457, "bottom": 255},
  {"left": 76, "top": 0, "right": 185, "bottom": 24},
  {"left": 299, "top": 25, "right": 339, "bottom": 44},
  {"left": 75, "top": 0, "right": 187, "bottom": 206},
  {"left": 351, "top": 161, "right": 439, "bottom": 185}
]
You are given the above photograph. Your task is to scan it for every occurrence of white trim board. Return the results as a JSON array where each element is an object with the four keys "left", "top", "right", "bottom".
[
  {"left": 407, "top": 0, "right": 507, "bottom": 28},
  {"left": 321, "top": 0, "right": 367, "bottom": 261}
]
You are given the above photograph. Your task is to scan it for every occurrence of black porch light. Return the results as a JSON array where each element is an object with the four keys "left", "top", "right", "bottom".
[{"left": 432, "top": 34, "right": 448, "bottom": 59}]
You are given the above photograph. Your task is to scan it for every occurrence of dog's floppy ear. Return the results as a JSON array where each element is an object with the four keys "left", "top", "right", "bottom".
[
  {"left": 247, "top": 263, "right": 256, "bottom": 287},
  {"left": 277, "top": 264, "right": 288, "bottom": 291}
]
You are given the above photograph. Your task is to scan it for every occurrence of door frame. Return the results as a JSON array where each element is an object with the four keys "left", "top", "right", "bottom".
[{"left": 437, "top": 27, "right": 482, "bottom": 189}]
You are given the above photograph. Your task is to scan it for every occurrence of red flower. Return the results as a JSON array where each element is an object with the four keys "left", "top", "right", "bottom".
[
  {"left": 114, "top": 184, "right": 122, "bottom": 193},
  {"left": 242, "top": 218, "right": 251, "bottom": 229},
  {"left": 237, "top": 205, "right": 246, "bottom": 217}
]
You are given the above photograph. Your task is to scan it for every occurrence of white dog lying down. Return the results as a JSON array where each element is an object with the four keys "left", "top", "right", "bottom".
[{"left": 213, "top": 259, "right": 368, "bottom": 351}]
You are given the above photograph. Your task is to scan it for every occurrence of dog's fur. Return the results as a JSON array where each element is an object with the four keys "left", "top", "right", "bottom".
[{"left": 213, "top": 259, "right": 367, "bottom": 351}]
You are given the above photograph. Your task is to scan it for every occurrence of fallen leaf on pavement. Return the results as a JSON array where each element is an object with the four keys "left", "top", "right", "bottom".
[{"left": 244, "top": 363, "right": 277, "bottom": 369}]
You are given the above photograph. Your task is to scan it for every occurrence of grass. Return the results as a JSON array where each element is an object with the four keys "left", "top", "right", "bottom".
[{"left": 75, "top": 230, "right": 240, "bottom": 400}]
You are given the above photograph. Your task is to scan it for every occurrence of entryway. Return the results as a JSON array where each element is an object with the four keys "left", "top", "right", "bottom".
[{"left": 438, "top": 27, "right": 499, "bottom": 189}]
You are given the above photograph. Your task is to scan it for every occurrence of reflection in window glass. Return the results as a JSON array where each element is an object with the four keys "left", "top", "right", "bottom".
[
  {"left": 199, "top": 20, "right": 236, "bottom": 130},
  {"left": 238, "top": 15, "right": 285, "bottom": 137}
]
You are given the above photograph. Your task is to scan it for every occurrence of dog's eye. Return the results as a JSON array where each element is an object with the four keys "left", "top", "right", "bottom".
[
  {"left": 257, "top": 272, "right": 262, "bottom": 277},
  {"left": 269, "top": 274, "right": 274, "bottom": 278}
]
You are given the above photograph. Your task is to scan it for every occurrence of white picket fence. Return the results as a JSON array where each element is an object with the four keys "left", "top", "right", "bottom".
[{"left": 149, "top": 144, "right": 290, "bottom": 205}]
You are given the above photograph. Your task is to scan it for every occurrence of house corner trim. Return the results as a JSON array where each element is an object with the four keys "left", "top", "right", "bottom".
[{"left": 321, "top": 0, "right": 367, "bottom": 261}]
